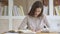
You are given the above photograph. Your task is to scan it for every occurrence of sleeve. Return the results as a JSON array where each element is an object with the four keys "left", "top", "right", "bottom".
[
  {"left": 18, "top": 17, "right": 28, "bottom": 30},
  {"left": 41, "top": 15, "right": 50, "bottom": 32},
  {"left": 43, "top": 15, "right": 50, "bottom": 28}
]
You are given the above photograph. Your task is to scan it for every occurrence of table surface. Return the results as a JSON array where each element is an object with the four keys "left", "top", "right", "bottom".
[
  {"left": 3, "top": 33, "right": 60, "bottom": 34},
  {"left": 36, "top": 33, "right": 59, "bottom": 34}
]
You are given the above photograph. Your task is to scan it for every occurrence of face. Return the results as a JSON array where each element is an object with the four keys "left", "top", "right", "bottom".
[{"left": 34, "top": 8, "right": 42, "bottom": 17}]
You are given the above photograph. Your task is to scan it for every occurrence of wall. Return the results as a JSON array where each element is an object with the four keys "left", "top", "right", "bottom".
[{"left": 0, "top": 19, "right": 9, "bottom": 34}]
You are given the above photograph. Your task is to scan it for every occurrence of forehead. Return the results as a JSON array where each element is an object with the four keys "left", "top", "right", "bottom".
[
  {"left": 35, "top": 8, "right": 42, "bottom": 11},
  {"left": 36, "top": 8, "right": 42, "bottom": 9}
]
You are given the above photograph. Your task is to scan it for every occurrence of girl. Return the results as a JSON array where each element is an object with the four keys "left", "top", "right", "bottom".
[{"left": 18, "top": 1, "right": 49, "bottom": 32}]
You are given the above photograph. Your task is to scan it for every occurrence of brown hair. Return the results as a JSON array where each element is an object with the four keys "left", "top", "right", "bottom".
[{"left": 28, "top": 1, "right": 43, "bottom": 17}]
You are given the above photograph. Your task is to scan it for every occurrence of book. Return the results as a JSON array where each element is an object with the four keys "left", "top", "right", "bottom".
[
  {"left": 13, "top": 5, "right": 24, "bottom": 16},
  {"left": 18, "top": 6, "right": 24, "bottom": 16},
  {"left": 13, "top": 5, "right": 19, "bottom": 16},
  {"left": 55, "top": 6, "right": 60, "bottom": 16},
  {"left": 0, "top": 3, "right": 3, "bottom": 16},
  {"left": 3, "top": 6, "right": 8, "bottom": 16}
]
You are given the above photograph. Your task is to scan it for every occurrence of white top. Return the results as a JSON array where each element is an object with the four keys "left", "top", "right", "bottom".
[{"left": 18, "top": 15, "right": 49, "bottom": 32}]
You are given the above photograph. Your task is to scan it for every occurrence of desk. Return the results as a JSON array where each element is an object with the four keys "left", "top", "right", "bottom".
[
  {"left": 3, "top": 33, "right": 35, "bottom": 34},
  {"left": 3, "top": 33, "right": 59, "bottom": 34},
  {"left": 36, "top": 33, "right": 59, "bottom": 34}
]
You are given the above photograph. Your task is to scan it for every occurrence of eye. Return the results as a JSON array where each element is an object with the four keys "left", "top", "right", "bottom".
[{"left": 37, "top": 11, "right": 40, "bottom": 12}]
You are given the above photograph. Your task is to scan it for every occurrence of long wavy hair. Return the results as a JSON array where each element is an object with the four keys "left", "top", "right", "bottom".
[{"left": 28, "top": 1, "right": 43, "bottom": 17}]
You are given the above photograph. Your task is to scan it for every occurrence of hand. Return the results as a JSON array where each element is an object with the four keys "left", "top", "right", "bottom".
[
  {"left": 30, "top": 29, "right": 42, "bottom": 33},
  {"left": 30, "top": 29, "right": 36, "bottom": 32},
  {"left": 36, "top": 30, "right": 41, "bottom": 33}
]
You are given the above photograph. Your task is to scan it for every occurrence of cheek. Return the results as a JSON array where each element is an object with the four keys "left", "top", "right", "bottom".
[
  {"left": 37, "top": 10, "right": 42, "bottom": 14},
  {"left": 35, "top": 8, "right": 42, "bottom": 15}
]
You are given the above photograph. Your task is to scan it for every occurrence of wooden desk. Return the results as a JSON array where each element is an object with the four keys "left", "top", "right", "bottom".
[
  {"left": 3, "top": 33, "right": 59, "bottom": 34},
  {"left": 2, "top": 31, "right": 35, "bottom": 34},
  {"left": 36, "top": 33, "right": 59, "bottom": 34}
]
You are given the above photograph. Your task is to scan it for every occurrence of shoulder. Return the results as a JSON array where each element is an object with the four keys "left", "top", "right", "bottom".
[
  {"left": 41, "top": 14, "right": 47, "bottom": 19},
  {"left": 43, "top": 14, "right": 47, "bottom": 18}
]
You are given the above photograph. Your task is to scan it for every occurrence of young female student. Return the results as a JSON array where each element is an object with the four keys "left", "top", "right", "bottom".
[{"left": 18, "top": 1, "right": 49, "bottom": 32}]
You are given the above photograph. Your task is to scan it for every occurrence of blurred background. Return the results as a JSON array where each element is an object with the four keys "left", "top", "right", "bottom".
[{"left": 0, "top": 0, "right": 60, "bottom": 34}]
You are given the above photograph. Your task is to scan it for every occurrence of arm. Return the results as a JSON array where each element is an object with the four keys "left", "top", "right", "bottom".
[
  {"left": 40, "top": 15, "right": 50, "bottom": 32},
  {"left": 18, "top": 17, "right": 28, "bottom": 30},
  {"left": 44, "top": 15, "right": 50, "bottom": 28}
]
